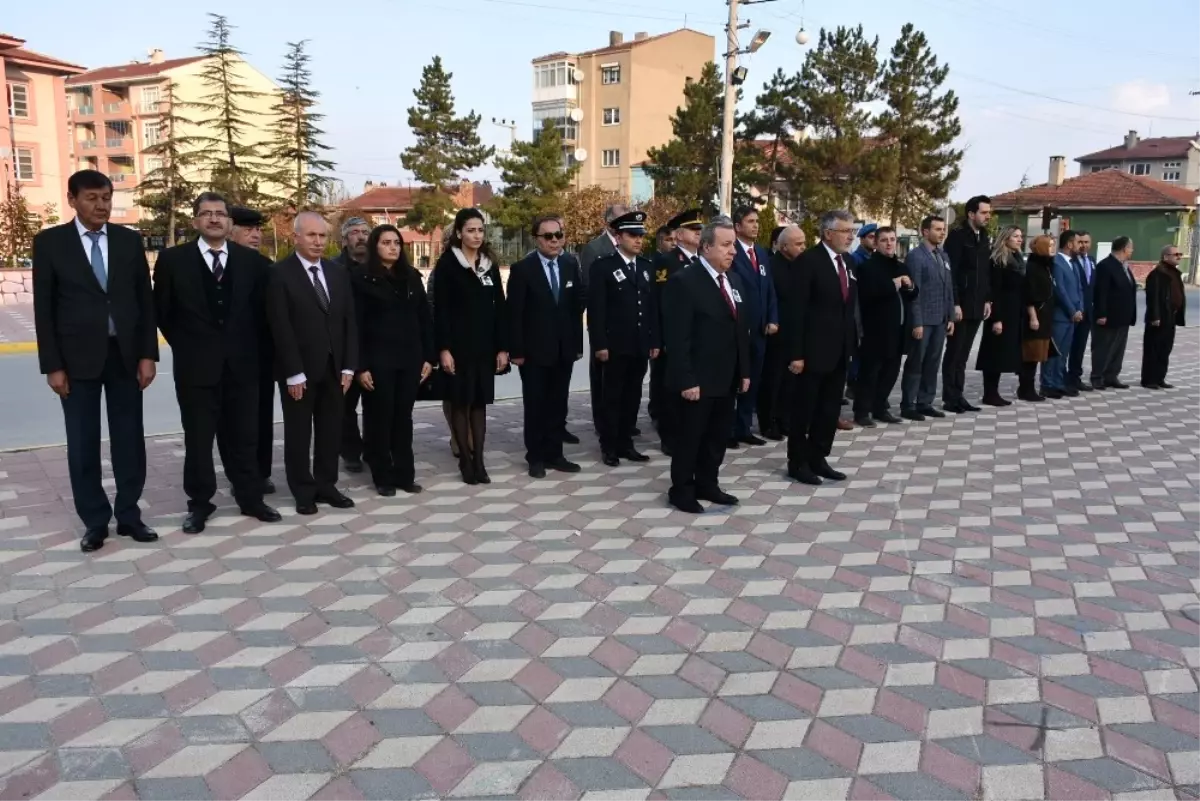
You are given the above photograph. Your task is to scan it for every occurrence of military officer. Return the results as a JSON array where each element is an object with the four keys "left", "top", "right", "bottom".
[
  {"left": 587, "top": 211, "right": 661, "bottom": 467},
  {"left": 650, "top": 209, "right": 703, "bottom": 456}
]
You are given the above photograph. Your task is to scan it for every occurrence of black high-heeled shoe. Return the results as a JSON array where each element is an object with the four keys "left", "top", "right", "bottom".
[{"left": 458, "top": 455, "right": 478, "bottom": 485}]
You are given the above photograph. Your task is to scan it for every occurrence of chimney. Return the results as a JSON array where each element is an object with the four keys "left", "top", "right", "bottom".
[
  {"left": 634, "top": 32, "right": 648, "bottom": 41},
  {"left": 364, "top": 180, "right": 374, "bottom": 191},
  {"left": 148, "top": 48, "right": 165, "bottom": 64},
  {"left": 609, "top": 31, "right": 624, "bottom": 47},
  {"left": 1124, "top": 130, "right": 1139, "bottom": 149},
  {"left": 1048, "top": 155, "right": 1066, "bottom": 187}
]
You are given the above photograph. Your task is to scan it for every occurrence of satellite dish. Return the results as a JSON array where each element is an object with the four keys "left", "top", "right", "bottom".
[
  {"left": 572, "top": 68, "right": 585, "bottom": 82},
  {"left": 569, "top": 108, "right": 584, "bottom": 122},
  {"left": 796, "top": 29, "right": 810, "bottom": 45},
  {"left": 574, "top": 148, "right": 588, "bottom": 162}
]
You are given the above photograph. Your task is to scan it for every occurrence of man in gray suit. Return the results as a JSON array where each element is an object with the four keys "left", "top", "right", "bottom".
[
  {"left": 901, "top": 215, "right": 956, "bottom": 421},
  {"left": 579, "top": 204, "right": 628, "bottom": 435}
]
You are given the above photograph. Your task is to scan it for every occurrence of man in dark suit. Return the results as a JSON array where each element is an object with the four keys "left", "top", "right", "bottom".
[
  {"left": 587, "top": 211, "right": 660, "bottom": 467},
  {"left": 853, "top": 226, "right": 916, "bottom": 426},
  {"left": 663, "top": 218, "right": 751, "bottom": 514},
  {"left": 651, "top": 209, "right": 703, "bottom": 456},
  {"left": 228, "top": 205, "right": 278, "bottom": 494},
  {"left": 153, "top": 193, "right": 283, "bottom": 533},
  {"left": 32, "top": 169, "right": 160, "bottom": 553},
  {"left": 1090, "top": 236, "right": 1138, "bottom": 390},
  {"left": 730, "top": 205, "right": 778, "bottom": 447},
  {"left": 579, "top": 203, "right": 627, "bottom": 436},
  {"left": 333, "top": 217, "right": 371, "bottom": 474},
  {"left": 941, "top": 195, "right": 993, "bottom": 413},
  {"left": 1068, "top": 230, "right": 1096, "bottom": 392},
  {"left": 267, "top": 211, "right": 358, "bottom": 514},
  {"left": 782, "top": 210, "right": 859, "bottom": 486},
  {"left": 760, "top": 225, "right": 807, "bottom": 440},
  {"left": 508, "top": 215, "right": 585, "bottom": 478}
]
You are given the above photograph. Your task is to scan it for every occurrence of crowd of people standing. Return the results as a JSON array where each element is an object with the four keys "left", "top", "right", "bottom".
[{"left": 33, "top": 170, "right": 1188, "bottom": 550}]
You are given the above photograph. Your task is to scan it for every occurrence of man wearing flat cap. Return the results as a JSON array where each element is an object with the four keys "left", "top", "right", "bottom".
[
  {"left": 334, "top": 216, "right": 371, "bottom": 475},
  {"left": 587, "top": 211, "right": 660, "bottom": 467},
  {"left": 229, "top": 206, "right": 279, "bottom": 494}
]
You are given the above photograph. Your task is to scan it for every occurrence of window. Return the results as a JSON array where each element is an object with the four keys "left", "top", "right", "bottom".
[
  {"left": 140, "top": 85, "right": 160, "bottom": 112},
  {"left": 534, "top": 61, "right": 577, "bottom": 89},
  {"left": 145, "top": 156, "right": 164, "bottom": 173},
  {"left": 143, "top": 121, "right": 161, "bottom": 145},
  {"left": 1127, "top": 163, "right": 1151, "bottom": 176},
  {"left": 1163, "top": 161, "right": 1182, "bottom": 182},
  {"left": 602, "top": 149, "right": 620, "bottom": 168},
  {"left": 532, "top": 102, "right": 579, "bottom": 142},
  {"left": 14, "top": 147, "right": 34, "bottom": 181},
  {"left": 1164, "top": 171, "right": 1181, "bottom": 182},
  {"left": 601, "top": 64, "right": 621, "bottom": 84},
  {"left": 7, "top": 83, "right": 29, "bottom": 118},
  {"left": 603, "top": 107, "right": 621, "bottom": 126}
]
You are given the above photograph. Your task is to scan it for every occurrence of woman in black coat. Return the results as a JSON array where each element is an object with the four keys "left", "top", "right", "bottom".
[
  {"left": 1018, "top": 234, "right": 1056, "bottom": 403},
  {"left": 976, "top": 225, "right": 1026, "bottom": 406},
  {"left": 352, "top": 225, "right": 435, "bottom": 496},
  {"left": 433, "top": 208, "right": 508, "bottom": 484}
]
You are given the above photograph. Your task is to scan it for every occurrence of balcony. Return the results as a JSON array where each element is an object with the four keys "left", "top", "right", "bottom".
[
  {"left": 108, "top": 173, "right": 136, "bottom": 184},
  {"left": 103, "top": 102, "right": 127, "bottom": 114},
  {"left": 137, "top": 102, "right": 162, "bottom": 115},
  {"left": 75, "top": 105, "right": 95, "bottom": 117},
  {"left": 105, "top": 138, "right": 132, "bottom": 150},
  {"left": 79, "top": 140, "right": 99, "bottom": 150}
]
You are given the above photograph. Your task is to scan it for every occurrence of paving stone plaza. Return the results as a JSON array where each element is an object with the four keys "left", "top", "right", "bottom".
[{"left": 0, "top": 333, "right": 1196, "bottom": 800}]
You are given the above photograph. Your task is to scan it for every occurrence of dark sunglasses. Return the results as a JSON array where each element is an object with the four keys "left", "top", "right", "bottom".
[{"left": 538, "top": 231, "right": 565, "bottom": 240}]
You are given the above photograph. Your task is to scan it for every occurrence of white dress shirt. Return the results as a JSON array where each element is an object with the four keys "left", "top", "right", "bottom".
[
  {"left": 822, "top": 242, "right": 847, "bottom": 278},
  {"left": 75, "top": 217, "right": 109, "bottom": 271},
  {"left": 198, "top": 238, "right": 229, "bottom": 272},
  {"left": 678, "top": 245, "right": 698, "bottom": 263},
  {"left": 286, "top": 255, "right": 353, "bottom": 387}
]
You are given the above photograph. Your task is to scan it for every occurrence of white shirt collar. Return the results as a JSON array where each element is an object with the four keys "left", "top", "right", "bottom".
[
  {"left": 75, "top": 218, "right": 107, "bottom": 238},
  {"left": 677, "top": 245, "right": 697, "bottom": 261},
  {"left": 298, "top": 254, "right": 322, "bottom": 271},
  {"left": 198, "top": 238, "right": 228, "bottom": 257},
  {"left": 699, "top": 257, "right": 723, "bottom": 284},
  {"left": 822, "top": 242, "right": 843, "bottom": 266},
  {"left": 537, "top": 251, "right": 558, "bottom": 268},
  {"left": 738, "top": 239, "right": 756, "bottom": 252}
]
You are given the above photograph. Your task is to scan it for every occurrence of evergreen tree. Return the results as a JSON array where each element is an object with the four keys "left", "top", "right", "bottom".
[
  {"left": 875, "top": 23, "right": 963, "bottom": 227},
  {"left": 0, "top": 184, "right": 37, "bottom": 268},
  {"left": 487, "top": 119, "right": 578, "bottom": 236},
  {"left": 136, "top": 81, "right": 203, "bottom": 242},
  {"left": 193, "top": 14, "right": 265, "bottom": 205},
  {"left": 400, "top": 56, "right": 493, "bottom": 235},
  {"left": 643, "top": 62, "right": 759, "bottom": 214},
  {"left": 268, "top": 40, "right": 335, "bottom": 211},
  {"left": 741, "top": 69, "right": 803, "bottom": 184}
]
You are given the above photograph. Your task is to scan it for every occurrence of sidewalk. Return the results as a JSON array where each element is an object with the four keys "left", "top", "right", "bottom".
[{"left": 0, "top": 336, "right": 1196, "bottom": 800}]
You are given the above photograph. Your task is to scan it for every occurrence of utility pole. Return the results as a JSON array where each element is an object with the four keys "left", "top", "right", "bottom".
[{"left": 718, "top": 2, "right": 775, "bottom": 216}]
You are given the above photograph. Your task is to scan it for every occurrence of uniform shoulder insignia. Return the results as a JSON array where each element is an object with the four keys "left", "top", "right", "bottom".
[{"left": 656, "top": 268, "right": 668, "bottom": 283}]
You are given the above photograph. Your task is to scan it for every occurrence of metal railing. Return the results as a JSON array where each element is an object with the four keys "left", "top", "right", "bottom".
[
  {"left": 75, "top": 105, "right": 95, "bottom": 116},
  {"left": 79, "top": 140, "right": 99, "bottom": 150},
  {"left": 103, "top": 102, "right": 126, "bottom": 113},
  {"left": 108, "top": 174, "right": 134, "bottom": 184},
  {"left": 138, "top": 102, "right": 161, "bottom": 114},
  {"left": 105, "top": 138, "right": 131, "bottom": 148}
]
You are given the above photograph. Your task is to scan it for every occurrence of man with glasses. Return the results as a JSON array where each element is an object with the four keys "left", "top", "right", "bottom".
[
  {"left": 153, "top": 192, "right": 282, "bottom": 534},
  {"left": 507, "top": 215, "right": 585, "bottom": 478},
  {"left": 1141, "top": 244, "right": 1186, "bottom": 390},
  {"left": 334, "top": 217, "right": 371, "bottom": 474}
]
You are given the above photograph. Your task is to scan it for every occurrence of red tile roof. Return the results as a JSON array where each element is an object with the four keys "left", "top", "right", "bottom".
[
  {"left": 346, "top": 182, "right": 494, "bottom": 212},
  {"left": 4, "top": 46, "right": 86, "bottom": 74},
  {"left": 1076, "top": 135, "right": 1198, "bottom": 162},
  {"left": 990, "top": 169, "right": 1198, "bottom": 210},
  {"left": 66, "top": 56, "right": 205, "bottom": 86}
]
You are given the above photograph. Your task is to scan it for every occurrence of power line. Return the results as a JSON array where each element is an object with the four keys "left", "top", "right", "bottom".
[
  {"left": 952, "top": 71, "right": 1199, "bottom": 123},
  {"left": 452, "top": 0, "right": 724, "bottom": 26}
]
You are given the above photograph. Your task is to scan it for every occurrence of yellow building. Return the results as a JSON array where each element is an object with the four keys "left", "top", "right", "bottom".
[
  {"left": 65, "top": 48, "right": 283, "bottom": 228},
  {"left": 531, "top": 29, "right": 713, "bottom": 202}
]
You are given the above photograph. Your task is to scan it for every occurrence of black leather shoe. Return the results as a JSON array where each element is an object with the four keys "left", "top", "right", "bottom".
[
  {"left": 376, "top": 485, "right": 397, "bottom": 497},
  {"left": 1160, "top": 382, "right": 1174, "bottom": 389},
  {"left": 918, "top": 406, "right": 946, "bottom": 419},
  {"left": 1091, "top": 383, "right": 1106, "bottom": 391},
  {"left": 528, "top": 463, "right": 547, "bottom": 479},
  {"left": 943, "top": 401, "right": 967, "bottom": 414},
  {"left": 562, "top": 430, "right": 580, "bottom": 445},
  {"left": 669, "top": 494, "right": 704, "bottom": 514},
  {"left": 697, "top": 488, "right": 738, "bottom": 506},
  {"left": 400, "top": 483, "right": 423, "bottom": 494},
  {"left": 812, "top": 459, "right": 847, "bottom": 482},
  {"left": 726, "top": 438, "right": 741, "bottom": 450},
  {"left": 1107, "top": 381, "right": 1130, "bottom": 389},
  {"left": 182, "top": 511, "right": 209, "bottom": 534},
  {"left": 1141, "top": 383, "right": 1162, "bottom": 390},
  {"left": 602, "top": 452, "right": 620, "bottom": 467},
  {"left": 960, "top": 401, "right": 981, "bottom": 412},
  {"left": 476, "top": 468, "right": 492, "bottom": 485},
  {"left": 619, "top": 448, "right": 649, "bottom": 463},
  {"left": 901, "top": 409, "right": 926, "bottom": 422},
  {"left": 762, "top": 426, "right": 784, "bottom": 441},
  {"left": 296, "top": 503, "right": 318, "bottom": 515},
  {"left": 788, "top": 466, "right": 822, "bottom": 486},
  {"left": 739, "top": 434, "right": 767, "bottom": 446},
  {"left": 117, "top": 522, "right": 158, "bottom": 543},
  {"left": 1042, "top": 388, "right": 1065, "bottom": 399},
  {"left": 1075, "top": 382, "right": 1094, "bottom": 392},
  {"left": 632, "top": 427, "right": 642, "bottom": 437},
  {"left": 548, "top": 458, "right": 581, "bottom": 473},
  {"left": 262, "top": 478, "right": 276, "bottom": 495},
  {"left": 315, "top": 491, "right": 355, "bottom": 509},
  {"left": 342, "top": 457, "right": 364, "bottom": 474},
  {"left": 80, "top": 527, "right": 107, "bottom": 553},
  {"left": 854, "top": 415, "right": 876, "bottom": 428},
  {"left": 875, "top": 411, "right": 904, "bottom": 424},
  {"left": 1062, "top": 387, "right": 1080, "bottom": 397},
  {"left": 241, "top": 503, "right": 283, "bottom": 522}
]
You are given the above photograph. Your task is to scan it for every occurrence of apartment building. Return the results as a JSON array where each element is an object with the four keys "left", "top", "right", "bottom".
[
  {"left": 65, "top": 48, "right": 282, "bottom": 228},
  {"left": 531, "top": 29, "right": 713, "bottom": 201},
  {"left": 2, "top": 33, "right": 85, "bottom": 219},
  {"left": 1076, "top": 130, "right": 1200, "bottom": 191}
]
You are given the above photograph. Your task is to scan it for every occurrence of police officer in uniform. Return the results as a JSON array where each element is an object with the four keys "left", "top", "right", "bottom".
[
  {"left": 587, "top": 211, "right": 660, "bottom": 467},
  {"left": 650, "top": 210, "right": 703, "bottom": 457}
]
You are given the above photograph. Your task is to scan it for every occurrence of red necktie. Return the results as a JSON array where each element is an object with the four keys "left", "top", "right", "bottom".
[
  {"left": 747, "top": 245, "right": 757, "bottom": 270},
  {"left": 718, "top": 274, "right": 737, "bottom": 318},
  {"left": 835, "top": 254, "right": 849, "bottom": 302}
]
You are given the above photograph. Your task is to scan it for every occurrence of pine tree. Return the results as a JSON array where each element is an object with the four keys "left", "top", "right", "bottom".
[
  {"left": 487, "top": 119, "right": 579, "bottom": 236},
  {"left": 268, "top": 40, "right": 335, "bottom": 212},
  {"left": 643, "top": 62, "right": 760, "bottom": 214},
  {"left": 136, "top": 81, "right": 203, "bottom": 242},
  {"left": 875, "top": 23, "right": 962, "bottom": 227},
  {"left": 400, "top": 56, "right": 493, "bottom": 235},
  {"left": 193, "top": 14, "right": 266, "bottom": 205}
]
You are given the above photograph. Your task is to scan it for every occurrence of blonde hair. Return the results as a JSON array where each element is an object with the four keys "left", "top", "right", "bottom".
[
  {"left": 991, "top": 225, "right": 1022, "bottom": 265},
  {"left": 1030, "top": 234, "right": 1055, "bottom": 258}
]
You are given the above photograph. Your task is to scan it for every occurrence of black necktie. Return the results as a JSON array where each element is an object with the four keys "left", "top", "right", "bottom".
[
  {"left": 548, "top": 260, "right": 560, "bottom": 302},
  {"left": 211, "top": 250, "right": 224, "bottom": 282},
  {"left": 310, "top": 266, "right": 330, "bottom": 313}
]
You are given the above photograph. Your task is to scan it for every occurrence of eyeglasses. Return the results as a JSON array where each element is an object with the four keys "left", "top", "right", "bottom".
[
  {"left": 197, "top": 211, "right": 229, "bottom": 220},
  {"left": 538, "top": 231, "right": 565, "bottom": 240},
  {"left": 832, "top": 227, "right": 856, "bottom": 235},
  {"left": 1166, "top": 252, "right": 1182, "bottom": 258}
]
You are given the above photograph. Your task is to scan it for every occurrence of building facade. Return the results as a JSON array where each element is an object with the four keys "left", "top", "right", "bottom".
[
  {"left": 1076, "top": 131, "right": 1200, "bottom": 191},
  {"left": 530, "top": 29, "right": 713, "bottom": 198},
  {"left": 65, "top": 49, "right": 283, "bottom": 228},
  {"left": 343, "top": 181, "right": 495, "bottom": 268},
  {"left": 2, "top": 34, "right": 85, "bottom": 221}
]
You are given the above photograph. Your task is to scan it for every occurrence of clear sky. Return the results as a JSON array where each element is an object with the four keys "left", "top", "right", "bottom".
[{"left": 11, "top": 0, "right": 1200, "bottom": 204}]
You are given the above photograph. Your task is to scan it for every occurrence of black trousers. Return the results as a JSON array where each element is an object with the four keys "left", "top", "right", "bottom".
[
  {"left": 653, "top": 354, "right": 680, "bottom": 451},
  {"left": 60, "top": 340, "right": 146, "bottom": 531},
  {"left": 671, "top": 393, "right": 735, "bottom": 501},
  {"left": 788, "top": 358, "right": 846, "bottom": 471},
  {"left": 648, "top": 354, "right": 667, "bottom": 421},
  {"left": 520, "top": 361, "right": 573, "bottom": 465},
  {"left": 341, "top": 381, "right": 363, "bottom": 462},
  {"left": 1141, "top": 324, "right": 1175, "bottom": 386},
  {"left": 941, "top": 317, "right": 982, "bottom": 405},
  {"left": 598, "top": 355, "right": 647, "bottom": 454},
  {"left": 256, "top": 363, "right": 275, "bottom": 482},
  {"left": 280, "top": 360, "right": 344, "bottom": 506},
  {"left": 758, "top": 335, "right": 792, "bottom": 433},
  {"left": 362, "top": 367, "right": 420, "bottom": 487},
  {"left": 1091, "top": 325, "right": 1129, "bottom": 386},
  {"left": 854, "top": 335, "right": 903, "bottom": 418},
  {"left": 1018, "top": 362, "right": 1040, "bottom": 394},
  {"left": 175, "top": 368, "right": 262, "bottom": 513},
  {"left": 589, "top": 354, "right": 604, "bottom": 434}
]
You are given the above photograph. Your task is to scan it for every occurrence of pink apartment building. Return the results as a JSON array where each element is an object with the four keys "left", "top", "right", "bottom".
[{"left": 2, "top": 33, "right": 85, "bottom": 220}]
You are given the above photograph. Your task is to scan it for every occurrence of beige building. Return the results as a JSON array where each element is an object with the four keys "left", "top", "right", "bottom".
[
  {"left": 2, "top": 34, "right": 85, "bottom": 220},
  {"left": 531, "top": 29, "right": 713, "bottom": 201},
  {"left": 65, "top": 49, "right": 283, "bottom": 228}
]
